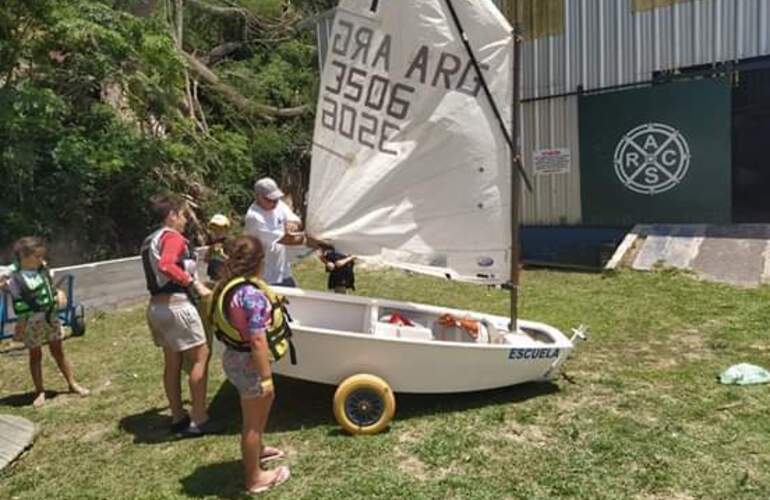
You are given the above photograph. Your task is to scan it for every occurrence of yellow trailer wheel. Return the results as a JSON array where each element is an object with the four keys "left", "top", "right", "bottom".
[{"left": 333, "top": 374, "right": 396, "bottom": 435}]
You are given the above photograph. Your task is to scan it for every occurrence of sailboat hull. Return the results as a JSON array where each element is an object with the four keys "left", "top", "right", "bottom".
[{"left": 271, "top": 287, "right": 575, "bottom": 393}]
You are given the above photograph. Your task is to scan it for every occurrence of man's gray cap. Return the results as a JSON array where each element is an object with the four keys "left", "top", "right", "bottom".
[{"left": 254, "top": 177, "right": 284, "bottom": 200}]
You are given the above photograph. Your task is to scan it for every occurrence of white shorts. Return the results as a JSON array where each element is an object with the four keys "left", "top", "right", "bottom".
[{"left": 146, "top": 295, "right": 206, "bottom": 352}]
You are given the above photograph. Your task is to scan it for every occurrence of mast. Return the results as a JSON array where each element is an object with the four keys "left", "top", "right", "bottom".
[
  {"left": 510, "top": 24, "right": 522, "bottom": 331},
  {"left": 443, "top": 0, "right": 530, "bottom": 328},
  {"left": 443, "top": 0, "right": 532, "bottom": 192}
]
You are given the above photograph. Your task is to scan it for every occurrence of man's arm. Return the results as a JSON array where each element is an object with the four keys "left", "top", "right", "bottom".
[
  {"left": 277, "top": 232, "right": 306, "bottom": 246},
  {"left": 277, "top": 232, "right": 332, "bottom": 250}
]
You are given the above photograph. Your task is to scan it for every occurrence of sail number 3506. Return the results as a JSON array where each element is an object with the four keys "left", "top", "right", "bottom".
[{"left": 322, "top": 61, "right": 415, "bottom": 156}]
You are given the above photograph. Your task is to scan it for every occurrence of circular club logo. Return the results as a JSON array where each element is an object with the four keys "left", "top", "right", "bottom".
[{"left": 613, "top": 123, "right": 691, "bottom": 195}]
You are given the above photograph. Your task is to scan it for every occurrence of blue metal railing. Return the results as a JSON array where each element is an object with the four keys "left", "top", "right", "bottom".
[{"left": 1, "top": 274, "right": 85, "bottom": 341}]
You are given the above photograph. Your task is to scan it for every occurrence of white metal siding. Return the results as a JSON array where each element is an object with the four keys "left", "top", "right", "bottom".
[
  {"left": 520, "top": 97, "right": 582, "bottom": 224},
  {"left": 524, "top": 0, "right": 770, "bottom": 99}
]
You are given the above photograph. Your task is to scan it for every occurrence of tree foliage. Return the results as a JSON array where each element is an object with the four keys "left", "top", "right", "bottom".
[{"left": 0, "top": 0, "right": 327, "bottom": 263}]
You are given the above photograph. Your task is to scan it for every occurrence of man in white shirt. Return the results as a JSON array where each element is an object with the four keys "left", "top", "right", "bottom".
[{"left": 244, "top": 177, "right": 324, "bottom": 286}]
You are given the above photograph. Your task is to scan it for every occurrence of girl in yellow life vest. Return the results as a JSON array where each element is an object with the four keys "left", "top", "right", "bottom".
[
  {"left": 211, "top": 235, "right": 289, "bottom": 495},
  {"left": 1, "top": 237, "right": 89, "bottom": 407}
]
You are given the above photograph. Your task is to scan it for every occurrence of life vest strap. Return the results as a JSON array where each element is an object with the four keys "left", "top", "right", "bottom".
[
  {"left": 286, "top": 328, "right": 297, "bottom": 365},
  {"left": 212, "top": 277, "right": 298, "bottom": 365},
  {"left": 214, "top": 329, "right": 251, "bottom": 353}
]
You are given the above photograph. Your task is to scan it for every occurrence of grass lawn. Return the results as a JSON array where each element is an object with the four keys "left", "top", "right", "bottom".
[{"left": 0, "top": 260, "right": 769, "bottom": 499}]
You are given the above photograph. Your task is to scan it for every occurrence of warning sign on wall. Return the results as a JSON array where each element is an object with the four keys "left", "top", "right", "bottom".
[{"left": 533, "top": 148, "right": 571, "bottom": 175}]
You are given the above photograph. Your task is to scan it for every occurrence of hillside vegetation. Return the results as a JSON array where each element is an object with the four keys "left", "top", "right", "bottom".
[{"left": 0, "top": 0, "right": 333, "bottom": 263}]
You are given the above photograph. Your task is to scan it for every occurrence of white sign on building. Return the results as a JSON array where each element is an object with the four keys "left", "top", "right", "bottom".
[{"left": 533, "top": 148, "right": 571, "bottom": 175}]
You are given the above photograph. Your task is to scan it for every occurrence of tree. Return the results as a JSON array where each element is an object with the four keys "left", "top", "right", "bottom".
[{"left": 0, "top": 0, "right": 324, "bottom": 263}]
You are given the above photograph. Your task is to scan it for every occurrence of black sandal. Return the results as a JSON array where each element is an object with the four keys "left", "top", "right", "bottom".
[
  {"left": 170, "top": 415, "right": 190, "bottom": 433},
  {"left": 179, "top": 419, "right": 217, "bottom": 438}
]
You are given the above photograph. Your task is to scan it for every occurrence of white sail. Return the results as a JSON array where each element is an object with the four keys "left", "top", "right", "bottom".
[{"left": 307, "top": 0, "right": 514, "bottom": 284}]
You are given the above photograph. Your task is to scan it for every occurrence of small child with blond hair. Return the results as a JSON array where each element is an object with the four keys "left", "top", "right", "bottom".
[{"left": 205, "top": 214, "right": 231, "bottom": 282}]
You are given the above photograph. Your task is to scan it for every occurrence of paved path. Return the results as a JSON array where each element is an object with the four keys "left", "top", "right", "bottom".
[
  {"left": 0, "top": 414, "right": 37, "bottom": 471},
  {"left": 607, "top": 224, "right": 770, "bottom": 287}
]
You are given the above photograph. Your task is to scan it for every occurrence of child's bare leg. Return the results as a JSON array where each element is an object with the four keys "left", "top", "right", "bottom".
[
  {"left": 242, "top": 392, "right": 282, "bottom": 491},
  {"left": 163, "top": 346, "right": 185, "bottom": 421},
  {"left": 183, "top": 343, "right": 210, "bottom": 425},
  {"left": 28, "top": 346, "right": 45, "bottom": 406},
  {"left": 49, "top": 339, "right": 89, "bottom": 395}
]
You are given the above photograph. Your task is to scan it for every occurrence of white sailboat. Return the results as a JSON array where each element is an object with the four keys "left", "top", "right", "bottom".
[{"left": 272, "top": 0, "right": 585, "bottom": 435}]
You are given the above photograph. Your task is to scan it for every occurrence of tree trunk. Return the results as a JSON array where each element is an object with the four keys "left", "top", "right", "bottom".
[
  {"left": 181, "top": 51, "right": 308, "bottom": 119},
  {"left": 174, "top": 0, "right": 183, "bottom": 48},
  {"left": 202, "top": 42, "right": 245, "bottom": 66}
]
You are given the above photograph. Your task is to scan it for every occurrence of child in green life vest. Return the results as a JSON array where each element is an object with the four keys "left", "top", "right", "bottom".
[
  {"left": 205, "top": 214, "right": 231, "bottom": 282},
  {"left": 0, "top": 237, "right": 89, "bottom": 407}
]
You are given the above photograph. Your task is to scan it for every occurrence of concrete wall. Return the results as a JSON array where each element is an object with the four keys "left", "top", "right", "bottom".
[
  {"left": 1, "top": 251, "right": 209, "bottom": 337},
  {"left": 53, "top": 256, "right": 150, "bottom": 311}
]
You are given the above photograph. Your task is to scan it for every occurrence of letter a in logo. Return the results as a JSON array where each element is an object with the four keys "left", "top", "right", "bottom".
[{"left": 613, "top": 123, "right": 691, "bottom": 195}]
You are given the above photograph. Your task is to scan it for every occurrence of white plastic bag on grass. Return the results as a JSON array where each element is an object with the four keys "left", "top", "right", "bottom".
[{"left": 719, "top": 363, "right": 770, "bottom": 385}]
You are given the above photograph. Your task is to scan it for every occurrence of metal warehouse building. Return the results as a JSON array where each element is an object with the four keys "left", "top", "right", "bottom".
[
  {"left": 311, "top": 0, "right": 770, "bottom": 266},
  {"left": 496, "top": 0, "right": 770, "bottom": 265}
]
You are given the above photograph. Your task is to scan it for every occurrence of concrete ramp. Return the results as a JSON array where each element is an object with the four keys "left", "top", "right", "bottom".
[
  {"left": 0, "top": 415, "right": 37, "bottom": 471},
  {"left": 606, "top": 224, "right": 770, "bottom": 287}
]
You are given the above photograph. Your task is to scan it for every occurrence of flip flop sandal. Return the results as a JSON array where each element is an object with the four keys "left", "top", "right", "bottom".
[
  {"left": 260, "top": 446, "right": 285, "bottom": 464},
  {"left": 246, "top": 465, "right": 290, "bottom": 495}
]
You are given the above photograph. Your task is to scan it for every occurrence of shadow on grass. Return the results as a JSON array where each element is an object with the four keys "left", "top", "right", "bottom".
[
  {"left": 119, "top": 382, "right": 243, "bottom": 443},
  {"left": 263, "top": 376, "right": 559, "bottom": 432},
  {"left": 179, "top": 459, "right": 244, "bottom": 499},
  {"left": 124, "top": 377, "right": 559, "bottom": 440},
  {"left": 118, "top": 407, "right": 181, "bottom": 444},
  {"left": 396, "top": 381, "right": 560, "bottom": 420},
  {"left": 207, "top": 380, "right": 242, "bottom": 435},
  {"left": 190, "top": 377, "right": 336, "bottom": 435},
  {"left": 0, "top": 390, "right": 64, "bottom": 408},
  {"left": 0, "top": 343, "right": 27, "bottom": 355}
]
